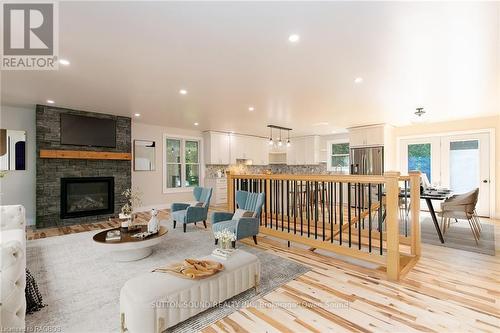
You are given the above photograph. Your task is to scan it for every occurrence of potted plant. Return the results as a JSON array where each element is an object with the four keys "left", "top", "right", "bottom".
[{"left": 120, "top": 188, "right": 142, "bottom": 228}]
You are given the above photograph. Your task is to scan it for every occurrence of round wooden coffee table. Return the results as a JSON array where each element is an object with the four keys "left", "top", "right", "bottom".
[{"left": 93, "top": 225, "right": 168, "bottom": 261}]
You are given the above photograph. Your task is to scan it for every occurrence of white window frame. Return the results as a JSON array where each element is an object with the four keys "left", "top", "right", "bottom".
[
  {"left": 162, "top": 134, "right": 204, "bottom": 194},
  {"left": 326, "top": 139, "right": 350, "bottom": 173}
]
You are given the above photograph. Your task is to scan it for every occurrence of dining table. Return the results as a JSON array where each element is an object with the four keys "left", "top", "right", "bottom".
[{"left": 400, "top": 188, "right": 453, "bottom": 244}]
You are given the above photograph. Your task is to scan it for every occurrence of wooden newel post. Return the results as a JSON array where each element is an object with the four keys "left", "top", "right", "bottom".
[
  {"left": 384, "top": 171, "right": 401, "bottom": 280},
  {"left": 409, "top": 171, "right": 421, "bottom": 256},
  {"left": 226, "top": 171, "right": 235, "bottom": 212}
]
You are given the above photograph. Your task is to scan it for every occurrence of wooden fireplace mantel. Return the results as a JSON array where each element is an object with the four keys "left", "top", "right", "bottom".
[{"left": 39, "top": 149, "right": 132, "bottom": 161}]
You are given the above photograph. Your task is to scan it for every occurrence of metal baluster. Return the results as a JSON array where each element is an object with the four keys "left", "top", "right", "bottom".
[
  {"left": 348, "top": 182, "right": 352, "bottom": 247},
  {"left": 287, "top": 180, "right": 290, "bottom": 233},
  {"left": 306, "top": 181, "right": 310, "bottom": 237},
  {"left": 404, "top": 179, "right": 408, "bottom": 237},
  {"left": 294, "top": 181, "right": 297, "bottom": 234},
  {"left": 322, "top": 181, "right": 325, "bottom": 241},
  {"left": 368, "top": 184, "right": 372, "bottom": 252},
  {"left": 339, "top": 182, "right": 343, "bottom": 245},
  {"left": 378, "top": 183, "right": 383, "bottom": 255},
  {"left": 300, "top": 181, "right": 304, "bottom": 236},
  {"left": 358, "top": 183, "right": 362, "bottom": 250},
  {"left": 281, "top": 180, "right": 284, "bottom": 231}
]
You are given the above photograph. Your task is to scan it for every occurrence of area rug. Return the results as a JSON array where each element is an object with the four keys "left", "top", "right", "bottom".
[
  {"left": 26, "top": 223, "right": 310, "bottom": 333},
  {"left": 420, "top": 216, "right": 495, "bottom": 255}
]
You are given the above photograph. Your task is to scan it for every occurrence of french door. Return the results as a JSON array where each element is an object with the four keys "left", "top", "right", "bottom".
[
  {"left": 440, "top": 133, "right": 490, "bottom": 216},
  {"left": 400, "top": 132, "right": 491, "bottom": 217}
]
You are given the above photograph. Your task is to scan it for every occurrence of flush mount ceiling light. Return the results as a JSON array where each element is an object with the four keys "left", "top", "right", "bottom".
[
  {"left": 354, "top": 77, "right": 363, "bottom": 84},
  {"left": 59, "top": 59, "right": 70, "bottom": 66},
  {"left": 179, "top": 89, "right": 188, "bottom": 95},
  {"left": 412, "top": 107, "right": 427, "bottom": 123},
  {"left": 248, "top": 106, "right": 255, "bottom": 111},
  {"left": 46, "top": 99, "right": 55, "bottom": 104},
  {"left": 288, "top": 34, "right": 300, "bottom": 43},
  {"left": 414, "top": 107, "right": 425, "bottom": 117},
  {"left": 193, "top": 122, "right": 199, "bottom": 126},
  {"left": 134, "top": 113, "right": 141, "bottom": 117}
]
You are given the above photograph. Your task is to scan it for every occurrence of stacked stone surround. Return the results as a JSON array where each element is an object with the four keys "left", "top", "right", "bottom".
[{"left": 36, "top": 105, "right": 131, "bottom": 228}]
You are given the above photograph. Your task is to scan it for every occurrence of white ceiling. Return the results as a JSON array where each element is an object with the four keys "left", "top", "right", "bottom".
[{"left": 2, "top": 1, "right": 499, "bottom": 136}]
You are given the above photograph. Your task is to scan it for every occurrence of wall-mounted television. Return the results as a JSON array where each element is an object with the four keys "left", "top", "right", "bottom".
[{"left": 60, "top": 114, "right": 116, "bottom": 148}]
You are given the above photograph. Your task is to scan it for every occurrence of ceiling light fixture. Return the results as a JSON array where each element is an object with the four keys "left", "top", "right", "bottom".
[
  {"left": 194, "top": 122, "right": 199, "bottom": 126},
  {"left": 46, "top": 99, "right": 55, "bottom": 104},
  {"left": 59, "top": 59, "right": 70, "bottom": 66},
  {"left": 354, "top": 77, "right": 363, "bottom": 84},
  {"left": 134, "top": 113, "right": 141, "bottom": 117},
  {"left": 288, "top": 34, "right": 300, "bottom": 43},
  {"left": 179, "top": 89, "right": 188, "bottom": 95},
  {"left": 248, "top": 106, "right": 255, "bottom": 111},
  {"left": 414, "top": 107, "right": 425, "bottom": 117},
  {"left": 267, "top": 125, "right": 292, "bottom": 147}
]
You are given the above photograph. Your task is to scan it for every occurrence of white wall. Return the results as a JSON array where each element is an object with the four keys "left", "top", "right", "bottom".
[
  {"left": 0, "top": 105, "right": 36, "bottom": 225},
  {"left": 132, "top": 122, "right": 203, "bottom": 211}
]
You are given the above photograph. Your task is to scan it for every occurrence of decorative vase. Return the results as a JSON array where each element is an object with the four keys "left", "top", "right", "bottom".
[
  {"left": 121, "top": 219, "right": 129, "bottom": 230},
  {"left": 220, "top": 239, "right": 231, "bottom": 250}
]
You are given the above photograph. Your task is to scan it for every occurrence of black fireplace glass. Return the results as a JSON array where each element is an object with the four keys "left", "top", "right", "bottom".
[{"left": 61, "top": 177, "right": 114, "bottom": 218}]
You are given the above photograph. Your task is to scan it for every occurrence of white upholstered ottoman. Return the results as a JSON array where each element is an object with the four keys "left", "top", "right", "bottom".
[{"left": 120, "top": 250, "right": 260, "bottom": 333}]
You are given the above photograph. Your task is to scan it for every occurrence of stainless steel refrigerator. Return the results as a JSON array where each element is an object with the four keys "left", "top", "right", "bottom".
[
  {"left": 350, "top": 146, "right": 384, "bottom": 175},
  {"left": 349, "top": 146, "right": 384, "bottom": 208}
]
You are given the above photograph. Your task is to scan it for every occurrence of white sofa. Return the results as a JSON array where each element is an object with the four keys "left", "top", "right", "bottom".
[
  {"left": 120, "top": 250, "right": 260, "bottom": 333},
  {"left": 0, "top": 205, "right": 27, "bottom": 331}
]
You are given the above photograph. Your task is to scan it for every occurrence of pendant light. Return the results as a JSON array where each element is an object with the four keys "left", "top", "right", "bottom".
[
  {"left": 286, "top": 130, "right": 291, "bottom": 147},
  {"left": 268, "top": 127, "right": 273, "bottom": 145},
  {"left": 278, "top": 129, "right": 283, "bottom": 147}
]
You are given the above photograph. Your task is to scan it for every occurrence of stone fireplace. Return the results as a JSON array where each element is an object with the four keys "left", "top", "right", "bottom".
[
  {"left": 60, "top": 177, "right": 114, "bottom": 219},
  {"left": 36, "top": 105, "right": 131, "bottom": 228}
]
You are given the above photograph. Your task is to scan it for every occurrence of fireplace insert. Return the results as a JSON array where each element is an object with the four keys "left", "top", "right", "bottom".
[{"left": 61, "top": 177, "right": 114, "bottom": 219}]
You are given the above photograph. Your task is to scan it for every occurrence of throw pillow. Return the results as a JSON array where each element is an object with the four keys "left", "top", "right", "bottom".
[{"left": 233, "top": 209, "right": 255, "bottom": 220}]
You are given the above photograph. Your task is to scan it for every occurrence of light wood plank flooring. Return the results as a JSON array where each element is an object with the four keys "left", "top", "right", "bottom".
[{"left": 27, "top": 210, "right": 499, "bottom": 332}]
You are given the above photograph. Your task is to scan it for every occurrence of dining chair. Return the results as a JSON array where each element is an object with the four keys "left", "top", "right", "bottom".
[{"left": 439, "top": 188, "right": 481, "bottom": 244}]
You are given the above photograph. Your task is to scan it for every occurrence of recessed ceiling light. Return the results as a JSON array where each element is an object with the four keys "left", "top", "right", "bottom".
[
  {"left": 179, "top": 89, "right": 188, "bottom": 95},
  {"left": 288, "top": 34, "right": 300, "bottom": 43},
  {"left": 46, "top": 99, "right": 55, "bottom": 104},
  {"left": 134, "top": 113, "right": 141, "bottom": 117},
  {"left": 59, "top": 59, "right": 70, "bottom": 66},
  {"left": 194, "top": 122, "right": 199, "bottom": 126},
  {"left": 248, "top": 106, "right": 255, "bottom": 111},
  {"left": 354, "top": 77, "right": 363, "bottom": 84}
]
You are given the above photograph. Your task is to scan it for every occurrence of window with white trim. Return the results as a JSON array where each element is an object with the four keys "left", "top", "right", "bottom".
[
  {"left": 326, "top": 140, "right": 350, "bottom": 172},
  {"left": 164, "top": 136, "right": 201, "bottom": 192}
]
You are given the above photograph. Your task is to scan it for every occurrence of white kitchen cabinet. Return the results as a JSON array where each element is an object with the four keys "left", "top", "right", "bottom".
[
  {"left": 203, "top": 131, "right": 230, "bottom": 165},
  {"left": 230, "top": 134, "right": 269, "bottom": 165},
  {"left": 348, "top": 125, "right": 386, "bottom": 147},
  {"left": 286, "top": 135, "right": 320, "bottom": 165}
]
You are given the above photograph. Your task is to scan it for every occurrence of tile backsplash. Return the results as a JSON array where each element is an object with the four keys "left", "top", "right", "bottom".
[{"left": 205, "top": 163, "right": 344, "bottom": 178}]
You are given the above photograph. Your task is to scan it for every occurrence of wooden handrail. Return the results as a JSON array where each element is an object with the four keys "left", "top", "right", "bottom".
[{"left": 230, "top": 173, "right": 386, "bottom": 184}]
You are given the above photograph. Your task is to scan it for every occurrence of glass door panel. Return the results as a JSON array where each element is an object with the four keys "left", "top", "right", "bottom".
[{"left": 449, "top": 140, "right": 479, "bottom": 193}]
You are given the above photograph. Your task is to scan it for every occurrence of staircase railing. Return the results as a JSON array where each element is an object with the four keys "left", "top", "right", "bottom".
[{"left": 226, "top": 170, "right": 421, "bottom": 280}]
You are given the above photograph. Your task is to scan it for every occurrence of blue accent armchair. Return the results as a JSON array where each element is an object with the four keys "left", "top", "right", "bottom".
[
  {"left": 171, "top": 187, "right": 212, "bottom": 232},
  {"left": 212, "top": 191, "right": 265, "bottom": 247}
]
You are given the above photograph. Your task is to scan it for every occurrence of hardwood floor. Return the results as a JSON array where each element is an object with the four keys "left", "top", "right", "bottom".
[
  {"left": 27, "top": 209, "right": 499, "bottom": 332},
  {"left": 201, "top": 229, "right": 500, "bottom": 333}
]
